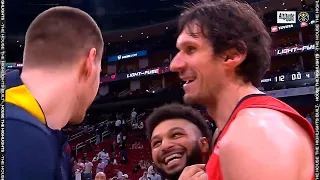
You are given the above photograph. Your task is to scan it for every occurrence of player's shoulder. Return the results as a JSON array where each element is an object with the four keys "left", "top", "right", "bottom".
[
  {"left": 232, "top": 107, "right": 305, "bottom": 138},
  {"left": 222, "top": 107, "right": 304, "bottom": 150},
  {"left": 218, "top": 109, "right": 313, "bottom": 179}
]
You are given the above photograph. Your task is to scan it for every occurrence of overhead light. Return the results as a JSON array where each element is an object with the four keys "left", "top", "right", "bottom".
[
  {"left": 108, "top": 43, "right": 110, "bottom": 45},
  {"left": 282, "top": 3, "right": 285, "bottom": 5},
  {"left": 146, "top": 36, "right": 149, "bottom": 38},
  {"left": 16, "top": 40, "right": 19, "bottom": 43},
  {"left": 264, "top": 6, "right": 267, "bottom": 9},
  {"left": 120, "top": 35, "right": 123, "bottom": 38},
  {"left": 165, "top": 27, "right": 168, "bottom": 29},
  {"left": 19, "top": 45, "right": 22, "bottom": 47},
  {"left": 284, "top": 8, "right": 287, "bottom": 10},
  {"left": 128, "top": 41, "right": 130, "bottom": 42},
  {"left": 141, "top": 32, "right": 144, "bottom": 35}
]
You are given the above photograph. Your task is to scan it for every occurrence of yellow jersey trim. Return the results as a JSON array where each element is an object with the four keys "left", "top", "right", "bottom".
[{"left": 5, "top": 85, "right": 46, "bottom": 124}]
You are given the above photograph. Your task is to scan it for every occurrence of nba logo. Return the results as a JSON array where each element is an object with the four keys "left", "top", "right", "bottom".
[{"left": 117, "top": 55, "right": 122, "bottom": 60}]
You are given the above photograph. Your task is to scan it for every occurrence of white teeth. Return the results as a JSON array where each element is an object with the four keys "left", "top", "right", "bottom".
[
  {"left": 164, "top": 153, "right": 182, "bottom": 164},
  {"left": 185, "top": 79, "right": 195, "bottom": 84}
]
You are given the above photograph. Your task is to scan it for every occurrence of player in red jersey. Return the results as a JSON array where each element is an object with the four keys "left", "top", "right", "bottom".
[{"left": 170, "top": 0, "right": 314, "bottom": 180}]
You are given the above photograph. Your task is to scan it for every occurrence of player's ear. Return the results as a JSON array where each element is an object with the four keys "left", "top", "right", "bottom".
[
  {"left": 222, "top": 42, "right": 247, "bottom": 70},
  {"left": 199, "top": 137, "right": 210, "bottom": 153},
  {"left": 80, "top": 48, "right": 97, "bottom": 82}
]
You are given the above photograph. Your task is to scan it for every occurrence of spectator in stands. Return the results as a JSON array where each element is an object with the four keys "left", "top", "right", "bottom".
[
  {"left": 138, "top": 120, "right": 144, "bottom": 130},
  {"left": 115, "top": 118, "right": 122, "bottom": 134},
  {"left": 110, "top": 140, "right": 117, "bottom": 160},
  {"left": 122, "top": 132, "right": 127, "bottom": 144},
  {"left": 119, "top": 140, "right": 128, "bottom": 164},
  {"left": 96, "top": 159, "right": 107, "bottom": 174},
  {"left": 82, "top": 153, "right": 88, "bottom": 162},
  {"left": 92, "top": 155, "right": 99, "bottom": 163},
  {"left": 77, "top": 158, "right": 85, "bottom": 172},
  {"left": 74, "top": 158, "right": 85, "bottom": 180},
  {"left": 139, "top": 171, "right": 148, "bottom": 180},
  {"left": 94, "top": 172, "right": 106, "bottom": 180},
  {"left": 83, "top": 125, "right": 89, "bottom": 134},
  {"left": 121, "top": 118, "right": 127, "bottom": 132},
  {"left": 83, "top": 159, "right": 94, "bottom": 180},
  {"left": 131, "top": 108, "right": 138, "bottom": 124},
  {"left": 146, "top": 104, "right": 212, "bottom": 180},
  {"left": 95, "top": 126, "right": 101, "bottom": 145},
  {"left": 133, "top": 160, "right": 149, "bottom": 174},
  {"left": 75, "top": 169, "right": 82, "bottom": 180},
  {"left": 114, "top": 169, "right": 124, "bottom": 180},
  {"left": 97, "top": 149, "right": 110, "bottom": 164},
  {"left": 110, "top": 157, "right": 118, "bottom": 165},
  {"left": 116, "top": 132, "right": 122, "bottom": 145}
]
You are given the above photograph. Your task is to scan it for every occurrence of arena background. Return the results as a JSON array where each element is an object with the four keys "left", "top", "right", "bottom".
[{"left": 6, "top": 0, "right": 316, "bottom": 179}]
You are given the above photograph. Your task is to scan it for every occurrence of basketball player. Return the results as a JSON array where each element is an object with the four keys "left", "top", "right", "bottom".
[
  {"left": 6, "top": 7, "right": 103, "bottom": 180},
  {"left": 146, "top": 104, "right": 212, "bottom": 180},
  {"left": 170, "top": 0, "right": 314, "bottom": 180}
]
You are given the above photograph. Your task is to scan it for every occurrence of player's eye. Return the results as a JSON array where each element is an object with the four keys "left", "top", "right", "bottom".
[
  {"left": 186, "top": 46, "right": 196, "bottom": 55},
  {"left": 152, "top": 141, "right": 161, "bottom": 148},
  {"left": 172, "top": 133, "right": 183, "bottom": 139}
]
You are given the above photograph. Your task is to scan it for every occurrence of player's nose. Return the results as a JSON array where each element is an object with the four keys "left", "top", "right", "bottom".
[
  {"left": 160, "top": 139, "right": 175, "bottom": 151},
  {"left": 170, "top": 52, "right": 186, "bottom": 74}
]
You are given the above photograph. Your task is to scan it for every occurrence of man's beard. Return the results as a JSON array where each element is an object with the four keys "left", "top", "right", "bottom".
[{"left": 154, "top": 144, "right": 204, "bottom": 180}]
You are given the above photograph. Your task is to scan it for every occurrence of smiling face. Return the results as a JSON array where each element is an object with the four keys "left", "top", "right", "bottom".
[
  {"left": 170, "top": 23, "right": 227, "bottom": 106},
  {"left": 150, "top": 118, "right": 209, "bottom": 180}
]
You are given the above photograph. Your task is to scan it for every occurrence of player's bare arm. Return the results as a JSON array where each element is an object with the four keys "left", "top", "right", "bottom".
[{"left": 218, "top": 108, "right": 314, "bottom": 180}]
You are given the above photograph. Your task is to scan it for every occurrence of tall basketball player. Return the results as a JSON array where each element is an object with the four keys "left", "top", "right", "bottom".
[{"left": 170, "top": 0, "right": 314, "bottom": 180}]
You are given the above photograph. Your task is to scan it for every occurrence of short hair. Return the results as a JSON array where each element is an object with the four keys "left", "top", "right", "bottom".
[
  {"left": 178, "top": 0, "right": 272, "bottom": 87},
  {"left": 145, "top": 103, "right": 212, "bottom": 148},
  {"left": 24, "top": 6, "right": 104, "bottom": 68}
]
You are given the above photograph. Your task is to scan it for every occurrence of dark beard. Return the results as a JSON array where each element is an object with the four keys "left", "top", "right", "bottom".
[{"left": 154, "top": 143, "right": 204, "bottom": 180}]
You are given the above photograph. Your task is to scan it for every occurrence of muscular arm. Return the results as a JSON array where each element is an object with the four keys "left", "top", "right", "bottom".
[
  {"left": 6, "top": 119, "right": 57, "bottom": 180},
  {"left": 219, "top": 109, "right": 309, "bottom": 180}
]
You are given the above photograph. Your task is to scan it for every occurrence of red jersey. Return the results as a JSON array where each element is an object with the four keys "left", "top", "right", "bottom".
[{"left": 205, "top": 94, "right": 314, "bottom": 180}]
